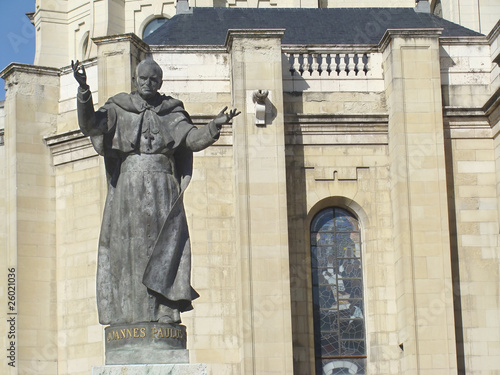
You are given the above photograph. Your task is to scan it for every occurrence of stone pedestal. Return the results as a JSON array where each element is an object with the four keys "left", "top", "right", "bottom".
[
  {"left": 105, "top": 322, "right": 188, "bottom": 365},
  {"left": 92, "top": 364, "right": 207, "bottom": 375}
]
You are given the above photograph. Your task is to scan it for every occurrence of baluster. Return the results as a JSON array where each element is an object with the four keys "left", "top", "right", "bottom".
[
  {"left": 332, "top": 54, "right": 338, "bottom": 76},
  {"left": 311, "top": 53, "right": 319, "bottom": 76},
  {"left": 331, "top": 54, "right": 338, "bottom": 76},
  {"left": 338, "top": 53, "right": 347, "bottom": 77},
  {"left": 302, "top": 53, "right": 310, "bottom": 75},
  {"left": 285, "top": 53, "right": 292, "bottom": 75},
  {"left": 320, "top": 53, "right": 329, "bottom": 76},
  {"left": 365, "top": 54, "right": 371, "bottom": 77},
  {"left": 292, "top": 53, "right": 301, "bottom": 75},
  {"left": 355, "top": 53, "right": 364, "bottom": 76},
  {"left": 347, "top": 53, "right": 356, "bottom": 76}
]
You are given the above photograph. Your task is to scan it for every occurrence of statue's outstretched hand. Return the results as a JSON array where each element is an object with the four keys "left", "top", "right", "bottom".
[
  {"left": 71, "top": 60, "right": 89, "bottom": 90},
  {"left": 214, "top": 107, "right": 241, "bottom": 129}
]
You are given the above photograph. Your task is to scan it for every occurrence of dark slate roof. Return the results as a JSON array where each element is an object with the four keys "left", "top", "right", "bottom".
[{"left": 144, "top": 7, "right": 483, "bottom": 46}]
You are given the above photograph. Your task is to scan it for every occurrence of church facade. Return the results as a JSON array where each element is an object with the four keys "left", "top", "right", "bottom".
[{"left": 1, "top": 1, "right": 499, "bottom": 374}]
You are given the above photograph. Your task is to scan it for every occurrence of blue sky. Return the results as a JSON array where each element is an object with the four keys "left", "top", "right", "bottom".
[{"left": 0, "top": 0, "right": 36, "bottom": 101}]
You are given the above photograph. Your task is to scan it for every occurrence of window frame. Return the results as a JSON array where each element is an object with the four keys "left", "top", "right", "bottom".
[{"left": 309, "top": 206, "right": 367, "bottom": 375}]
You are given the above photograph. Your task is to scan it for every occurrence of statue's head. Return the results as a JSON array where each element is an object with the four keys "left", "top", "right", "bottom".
[{"left": 133, "top": 58, "right": 163, "bottom": 101}]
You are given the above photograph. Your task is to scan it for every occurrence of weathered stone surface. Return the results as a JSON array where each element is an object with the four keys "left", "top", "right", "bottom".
[
  {"left": 3, "top": 4, "right": 500, "bottom": 375},
  {"left": 105, "top": 323, "right": 188, "bottom": 365},
  {"left": 92, "top": 364, "right": 207, "bottom": 375},
  {"left": 106, "top": 349, "right": 189, "bottom": 366}
]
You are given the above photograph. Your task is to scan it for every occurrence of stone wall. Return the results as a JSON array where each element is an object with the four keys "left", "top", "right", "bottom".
[
  {"left": 0, "top": 65, "right": 60, "bottom": 375},
  {"left": 1, "top": 25, "right": 500, "bottom": 375}
]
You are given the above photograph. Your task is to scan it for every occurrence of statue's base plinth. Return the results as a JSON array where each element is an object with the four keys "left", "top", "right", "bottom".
[
  {"left": 92, "top": 364, "right": 207, "bottom": 375},
  {"left": 105, "top": 322, "right": 188, "bottom": 365}
]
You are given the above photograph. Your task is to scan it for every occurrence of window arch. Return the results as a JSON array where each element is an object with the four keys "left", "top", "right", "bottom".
[
  {"left": 142, "top": 17, "right": 169, "bottom": 39},
  {"left": 310, "top": 207, "right": 366, "bottom": 374},
  {"left": 81, "top": 32, "right": 90, "bottom": 60}
]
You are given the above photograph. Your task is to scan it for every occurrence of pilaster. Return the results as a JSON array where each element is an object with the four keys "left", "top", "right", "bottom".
[
  {"left": 381, "top": 29, "right": 458, "bottom": 374},
  {"left": 34, "top": 0, "right": 69, "bottom": 67},
  {"left": 93, "top": 33, "right": 150, "bottom": 106},
  {"left": 0, "top": 63, "right": 60, "bottom": 375},
  {"left": 226, "top": 29, "right": 294, "bottom": 375}
]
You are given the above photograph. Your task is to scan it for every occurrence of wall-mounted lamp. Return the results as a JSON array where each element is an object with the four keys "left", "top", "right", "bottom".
[{"left": 252, "top": 89, "right": 269, "bottom": 126}]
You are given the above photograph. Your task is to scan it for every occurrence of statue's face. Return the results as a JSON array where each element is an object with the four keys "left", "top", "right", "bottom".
[{"left": 134, "top": 62, "right": 162, "bottom": 100}]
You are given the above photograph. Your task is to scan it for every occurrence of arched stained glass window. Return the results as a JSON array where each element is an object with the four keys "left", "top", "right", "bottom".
[{"left": 311, "top": 207, "right": 366, "bottom": 374}]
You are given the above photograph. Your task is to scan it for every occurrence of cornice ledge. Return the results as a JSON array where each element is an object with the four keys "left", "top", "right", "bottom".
[
  {"left": 149, "top": 45, "right": 228, "bottom": 53},
  {"left": 483, "top": 86, "right": 500, "bottom": 118},
  {"left": 0, "top": 63, "right": 60, "bottom": 80},
  {"left": 491, "top": 118, "right": 500, "bottom": 139},
  {"left": 44, "top": 129, "right": 98, "bottom": 166},
  {"left": 282, "top": 44, "right": 378, "bottom": 53},
  {"left": 44, "top": 128, "right": 85, "bottom": 147},
  {"left": 43, "top": 120, "right": 226, "bottom": 134},
  {"left": 443, "top": 117, "right": 490, "bottom": 127},
  {"left": 442, "top": 106, "right": 492, "bottom": 139},
  {"left": 225, "top": 29, "right": 286, "bottom": 50},
  {"left": 378, "top": 28, "right": 443, "bottom": 52},
  {"left": 442, "top": 106, "right": 486, "bottom": 117},
  {"left": 442, "top": 86, "right": 500, "bottom": 122},
  {"left": 191, "top": 115, "right": 233, "bottom": 138},
  {"left": 92, "top": 33, "right": 150, "bottom": 52},
  {"left": 439, "top": 36, "right": 489, "bottom": 45},
  {"left": 60, "top": 57, "right": 97, "bottom": 75},
  {"left": 487, "top": 19, "right": 500, "bottom": 44},
  {"left": 285, "top": 113, "right": 389, "bottom": 124}
]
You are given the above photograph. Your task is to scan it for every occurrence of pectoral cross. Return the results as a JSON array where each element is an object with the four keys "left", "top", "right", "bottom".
[{"left": 144, "top": 129, "right": 155, "bottom": 151}]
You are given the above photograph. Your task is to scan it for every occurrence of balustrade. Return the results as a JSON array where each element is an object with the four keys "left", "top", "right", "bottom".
[{"left": 285, "top": 52, "right": 374, "bottom": 77}]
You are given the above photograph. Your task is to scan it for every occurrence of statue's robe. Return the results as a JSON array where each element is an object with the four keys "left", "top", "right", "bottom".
[{"left": 77, "top": 89, "right": 219, "bottom": 325}]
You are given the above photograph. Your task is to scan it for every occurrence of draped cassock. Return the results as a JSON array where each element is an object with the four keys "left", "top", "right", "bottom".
[{"left": 77, "top": 88, "right": 219, "bottom": 325}]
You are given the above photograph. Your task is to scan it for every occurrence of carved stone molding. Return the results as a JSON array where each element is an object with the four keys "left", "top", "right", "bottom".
[
  {"left": 44, "top": 129, "right": 97, "bottom": 166},
  {"left": 285, "top": 113, "right": 388, "bottom": 145},
  {"left": 305, "top": 166, "right": 370, "bottom": 182},
  {"left": 45, "top": 117, "right": 233, "bottom": 167}
]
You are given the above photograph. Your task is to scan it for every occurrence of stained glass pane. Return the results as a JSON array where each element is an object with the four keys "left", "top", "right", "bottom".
[
  {"left": 317, "top": 232, "right": 335, "bottom": 245},
  {"left": 350, "top": 232, "right": 361, "bottom": 245},
  {"left": 311, "top": 232, "right": 336, "bottom": 246},
  {"left": 311, "top": 207, "right": 365, "bottom": 374},
  {"left": 336, "top": 233, "right": 355, "bottom": 257},
  {"left": 313, "top": 284, "right": 337, "bottom": 309},
  {"left": 311, "top": 246, "right": 336, "bottom": 268},
  {"left": 333, "top": 208, "right": 359, "bottom": 232},
  {"left": 311, "top": 208, "right": 334, "bottom": 232},
  {"left": 320, "top": 332, "right": 340, "bottom": 357},
  {"left": 321, "top": 358, "right": 366, "bottom": 375},
  {"left": 318, "top": 308, "right": 338, "bottom": 332}
]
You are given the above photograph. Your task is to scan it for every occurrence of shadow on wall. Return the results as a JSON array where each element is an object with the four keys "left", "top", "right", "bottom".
[
  {"left": 443, "top": 136, "right": 466, "bottom": 374},
  {"left": 439, "top": 46, "right": 457, "bottom": 107},
  {"left": 284, "top": 126, "right": 313, "bottom": 374}
]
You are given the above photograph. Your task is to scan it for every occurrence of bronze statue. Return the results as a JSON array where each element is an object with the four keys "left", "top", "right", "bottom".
[{"left": 72, "top": 58, "right": 239, "bottom": 325}]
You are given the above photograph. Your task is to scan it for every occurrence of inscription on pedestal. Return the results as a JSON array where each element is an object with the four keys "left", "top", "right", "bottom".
[
  {"left": 106, "top": 325, "right": 184, "bottom": 342},
  {"left": 105, "top": 322, "right": 188, "bottom": 365}
]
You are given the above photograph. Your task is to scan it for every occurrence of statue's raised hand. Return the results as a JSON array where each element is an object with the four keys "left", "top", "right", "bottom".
[
  {"left": 71, "top": 60, "right": 89, "bottom": 90},
  {"left": 214, "top": 107, "right": 240, "bottom": 129}
]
